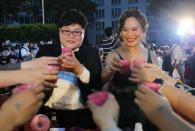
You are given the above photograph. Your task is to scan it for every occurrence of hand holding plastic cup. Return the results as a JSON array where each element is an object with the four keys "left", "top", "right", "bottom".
[
  {"left": 119, "top": 60, "right": 130, "bottom": 74},
  {"left": 142, "top": 82, "right": 160, "bottom": 93},
  {"left": 134, "top": 59, "right": 146, "bottom": 69},
  {"left": 88, "top": 92, "right": 109, "bottom": 106},
  {"left": 45, "top": 66, "right": 59, "bottom": 84},
  {"left": 16, "top": 84, "right": 35, "bottom": 94},
  {"left": 62, "top": 47, "right": 72, "bottom": 56},
  {"left": 31, "top": 114, "right": 50, "bottom": 131}
]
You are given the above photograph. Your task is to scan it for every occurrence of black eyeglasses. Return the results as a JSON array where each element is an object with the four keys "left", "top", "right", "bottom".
[{"left": 60, "top": 30, "right": 83, "bottom": 36}]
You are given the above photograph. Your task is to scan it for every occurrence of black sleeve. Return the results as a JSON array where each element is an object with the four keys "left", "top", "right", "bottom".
[
  {"left": 86, "top": 48, "right": 102, "bottom": 90},
  {"left": 77, "top": 47, "right": 102, "bottom": 103},
  {"left": 79, "top": 48, "right": 102, "bottom": 89}
]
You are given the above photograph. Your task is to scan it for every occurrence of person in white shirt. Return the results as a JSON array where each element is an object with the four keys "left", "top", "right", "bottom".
[
  {"left": 171, "top": 43, "right": 185, "bottom": 83},
  {"left": 21, "top": 41, "right": 32, "bottom": 61}
]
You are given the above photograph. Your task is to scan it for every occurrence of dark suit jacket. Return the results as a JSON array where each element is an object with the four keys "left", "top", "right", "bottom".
[{"left": 36, "top": 41, "right": 102, "bottom": 128}]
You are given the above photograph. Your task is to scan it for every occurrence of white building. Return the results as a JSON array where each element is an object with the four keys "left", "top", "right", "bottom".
[{"left": 87, "top": 0, "right": 159, "bottom": 46}]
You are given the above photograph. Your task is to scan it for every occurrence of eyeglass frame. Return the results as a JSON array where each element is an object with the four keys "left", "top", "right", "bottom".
[{"left": 60, "top": 29, "right": 84, "bottom": 36}]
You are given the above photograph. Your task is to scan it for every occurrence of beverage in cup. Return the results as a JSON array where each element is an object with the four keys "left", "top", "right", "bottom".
[{"left": 45, "top": 66, "right": 59, "bottom": 84}]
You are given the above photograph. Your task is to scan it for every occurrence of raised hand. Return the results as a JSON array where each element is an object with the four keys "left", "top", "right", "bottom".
[
  {"left": 129, "top": 63, "right": 159, "bottom": 83},
  {"left": 105, "top": 57, "right": 122, "bottom": 73},
  {"left": 0, "top": 84, "right": 45, "bottom": 131},
  {"left": 59, "top": 52, "right": 83, "bottom": 75},
  {"left": 88, "top": 93, "right": 120, "bottom": 131}
]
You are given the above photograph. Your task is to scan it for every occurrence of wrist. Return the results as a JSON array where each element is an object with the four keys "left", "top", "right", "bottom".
[
  {"left": 75, "top": 64, "right": 83, "bottom": 76},
  {"left": 100, "top": 118, "right": 118, "bottom": 131}
]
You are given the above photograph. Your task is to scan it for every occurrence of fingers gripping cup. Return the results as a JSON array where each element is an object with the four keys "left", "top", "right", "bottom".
[
  {"left": 16, "top": 84, "right": 35, "bottom": 93},
  {"left": 31, "top": 114, "right": 50, "bottom": 131},
  {"left": 142, "top": 82, "right": 160, "bottom": 93},
  {"left": 45, "top": 66, "right": 59, "bottom": 84},
  {"left": 88, "top": 92, "right": 109, "bottom": 106},
  {"left": 119, "top": 60, "right": 130, "bottom": 74},
  {"left": 134, "top": 59, "right": 146, "bottom": 69}
]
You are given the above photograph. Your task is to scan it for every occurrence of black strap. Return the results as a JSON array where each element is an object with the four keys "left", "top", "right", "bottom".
[
  {"left": 22, "top": 47, "right": 29, "bottom": 51},
  {"left": 114, "top": 50, "right": 123, "bottom": 60},
  {"left": 169, "top": 45, "right": 177, "bottom": 55},
  {"left": 170, "top": 45, "right": 178, "bottom": 67},
  {"left": 147, "top": 50, "right": 152, "bottom": 63}
]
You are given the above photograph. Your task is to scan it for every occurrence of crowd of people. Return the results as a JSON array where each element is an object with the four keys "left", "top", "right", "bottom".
[
  {"left": 0, "top": 39, "right": 54, "bottom": 65},
  {"left": 0, "top": 8, "right": 195, "bottom": 131}
]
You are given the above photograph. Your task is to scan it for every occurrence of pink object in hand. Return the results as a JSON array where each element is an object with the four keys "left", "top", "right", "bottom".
[
  {"left": 134, "top": 59, "right": 146, "bottom": 68},
  {"left": 142, "top": 82, "right": 160, "bottom": 93},
  {"left": 16, "top": 84, "right": 35, "bottom": 93},
  {"left": 45, "top": 65, "right": 59, "bottom": 84},
  {"left": 119, "top": 60, "right": 130, "bottom": 74},
  {"left": 31, "top": 114, "right": 50, "bottom": 131},
  {"left": 62, "top": 47, "right": 72, "bottom": 56},
  {"left": 88, "top": 92, "right": 109, "bottom": 106}
]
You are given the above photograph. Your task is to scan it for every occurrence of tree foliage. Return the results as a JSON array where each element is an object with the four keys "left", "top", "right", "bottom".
[{"left": 0, "top": 24, "right": 58, "bottom": 41}]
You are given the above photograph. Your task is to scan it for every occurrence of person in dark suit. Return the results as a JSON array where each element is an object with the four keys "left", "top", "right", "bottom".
[{"left": 36, "top": 9, "right": 102, "bottom": 128}]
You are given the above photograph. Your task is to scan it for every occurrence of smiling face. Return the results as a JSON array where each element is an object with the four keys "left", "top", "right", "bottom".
[
  {"left": 59, "top": 24, "right": 85, "bottom": 49},
  {"left": 121, "top": 17, "right": 144, "bottom": 48}
]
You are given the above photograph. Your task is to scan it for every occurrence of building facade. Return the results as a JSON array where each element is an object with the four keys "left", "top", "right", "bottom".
[{"left": 88, "top": 0, "right": 159, "bottom": 46}]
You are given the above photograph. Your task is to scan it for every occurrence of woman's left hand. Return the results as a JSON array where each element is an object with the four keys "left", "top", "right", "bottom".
[{"left": 59, "top": 52, "right": 83, "bottom": 75}]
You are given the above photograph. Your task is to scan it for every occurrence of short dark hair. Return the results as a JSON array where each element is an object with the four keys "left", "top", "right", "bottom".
[
  {"left": 104, "top": 27, "right": 113, "bottom": 37},
  {"left": 118, "top": 9, "right": 148, "bottom": 33},
  {"left": 58, "top": 9, "right": 88, "bottom": 29}
]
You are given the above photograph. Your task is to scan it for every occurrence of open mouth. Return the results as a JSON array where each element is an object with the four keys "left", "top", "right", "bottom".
[{"left": 127, "top": 38, "right": 136, "bottom": 43}]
